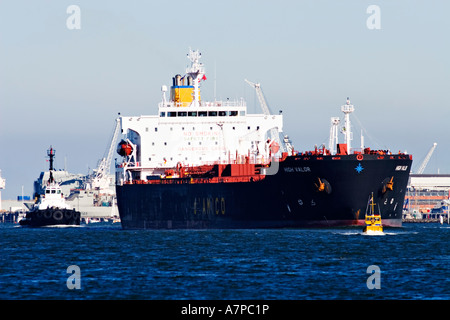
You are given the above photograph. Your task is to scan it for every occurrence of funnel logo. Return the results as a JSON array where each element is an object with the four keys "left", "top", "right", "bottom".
[{"left": 355, "top": 163, "right": 364, "bottom": 174}]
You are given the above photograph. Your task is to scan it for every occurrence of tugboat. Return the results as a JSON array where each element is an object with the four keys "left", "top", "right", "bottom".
[
  {"left": 363, "top": 193, "right": 384, "bottom": 235},
  {"left": 19, "top": 147, "right": 80, "bottom": 227}
]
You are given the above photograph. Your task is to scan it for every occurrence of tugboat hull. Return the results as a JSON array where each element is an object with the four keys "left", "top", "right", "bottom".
[{"left": 19, "top": 208, "right": 80, "bottom": 227}]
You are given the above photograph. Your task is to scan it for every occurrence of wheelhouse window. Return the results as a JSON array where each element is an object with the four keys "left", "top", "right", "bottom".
[
  {"left": 168, "top": 112, "right": 177, "bottom": 117},
  {"left": 229, "top": 111, "right": 238, "bottom": 116}
]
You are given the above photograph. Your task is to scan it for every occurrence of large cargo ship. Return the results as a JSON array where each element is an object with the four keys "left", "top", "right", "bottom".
[{"left": 115, "top": 49, "right": 412, "bottom": 229}]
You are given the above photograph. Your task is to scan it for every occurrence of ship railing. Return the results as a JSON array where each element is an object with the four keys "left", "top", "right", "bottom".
[
  {"left": 123, "top": 175, "right": 265, "bottom": 185},
  {"left": 158, "top": 100, "right": 246, "bottom": 109},
  {"left": 116, "top": 155, "right": 274, "bottom": 171}
]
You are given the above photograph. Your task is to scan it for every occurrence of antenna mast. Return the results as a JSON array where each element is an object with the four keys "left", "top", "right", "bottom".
[
  {"left": 341, "top": 97, "right": 355, "bottom": 152},
  {"left": 329, "top": 117, "right": 340, "bottom": 155},
  {"left": 186, "top": 49, "right": 205, "bottom": 108}
]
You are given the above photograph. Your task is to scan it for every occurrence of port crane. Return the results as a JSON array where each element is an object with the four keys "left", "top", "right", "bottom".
[
  {"left": 244, "top": 79, "right": 290, "bottom": 154},
  {"left": 89, "top": 118, "right": 121, "bottom": 189},
  {"left": 416, "top": 142, "right": 437, "bottom": 174}
]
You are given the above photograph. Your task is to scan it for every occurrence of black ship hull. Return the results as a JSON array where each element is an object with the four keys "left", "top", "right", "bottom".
[
  {"left": 116, "top": 154, "right": 412, "bottom": 229},
  {"left": 19, "top": 208, "right": 81, "bottom": 227}
]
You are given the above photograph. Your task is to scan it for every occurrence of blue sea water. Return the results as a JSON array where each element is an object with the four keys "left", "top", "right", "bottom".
[{"left": 0, "top": 223, "right": 448, "bottom": 300}]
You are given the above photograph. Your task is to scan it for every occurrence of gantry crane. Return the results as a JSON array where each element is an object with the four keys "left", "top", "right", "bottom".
[
  {"left": 416, "top": 142, "right": 437, "bottom": 174},
  {"left": 90, "top": 118, "right": 121, "bottom": 189},
  {"left": 244, "top": 79, "right": 288, "bottom": 153}
]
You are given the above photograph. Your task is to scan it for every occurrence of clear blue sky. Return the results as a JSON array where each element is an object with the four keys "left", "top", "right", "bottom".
[{"left": 1, "top": 0, "right": 449, "bottom": 199}]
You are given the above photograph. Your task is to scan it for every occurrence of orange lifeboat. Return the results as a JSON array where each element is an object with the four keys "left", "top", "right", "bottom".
[
  {"left": 270, "top": 141, "right": 280, "bottom": 154},
  {"left": 117, "top": 140, "right": 133, "bottom": 157}
]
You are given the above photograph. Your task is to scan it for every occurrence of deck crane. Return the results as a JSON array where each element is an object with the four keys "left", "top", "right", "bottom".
[
  {"left": 416, "top": 142, "right": 437, "bottom": 174},
  {"left": 244, "top": 79, "right": 289, "bottom": 154},
  {"left": 90, "top": 118, "right": 121, "bottom": 189}
]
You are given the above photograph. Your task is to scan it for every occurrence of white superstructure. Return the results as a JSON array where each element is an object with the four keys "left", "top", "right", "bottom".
[
  {"left": 31, "top": 147, "right": 72, "bottom": 211},
  {"left": 117, "top": 49, "right": 286, "bottom": 182},
  {"left": 34, "top": 180, "right": 72, "bottom": 211}
]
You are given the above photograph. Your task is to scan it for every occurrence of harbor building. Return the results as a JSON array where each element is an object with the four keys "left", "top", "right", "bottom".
[{"left": 405, "top": 174, "right": 450, "bottom": 219}]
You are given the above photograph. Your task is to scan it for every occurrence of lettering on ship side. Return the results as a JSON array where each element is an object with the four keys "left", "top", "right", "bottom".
[
  {"left": 194, "top": 197, "right": 225, "bottom": 215},
  {"left": 283, "top": 167, "right": 311, "bottom": 173}
]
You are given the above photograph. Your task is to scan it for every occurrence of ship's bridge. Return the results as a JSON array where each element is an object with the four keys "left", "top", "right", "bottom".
[{"left": 158, "top": 99, "right": 247, "bottom": 117}]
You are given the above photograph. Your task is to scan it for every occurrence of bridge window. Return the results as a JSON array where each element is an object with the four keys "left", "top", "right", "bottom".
[
  {"left": 229, "top": 111, "right": 238, "bottom": 116},
  {"left": 208, "top": 111, "right": 217, "bottom": 117},
  {"left": 188, "top": 112, "right": 197, "bottom": 117}
]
